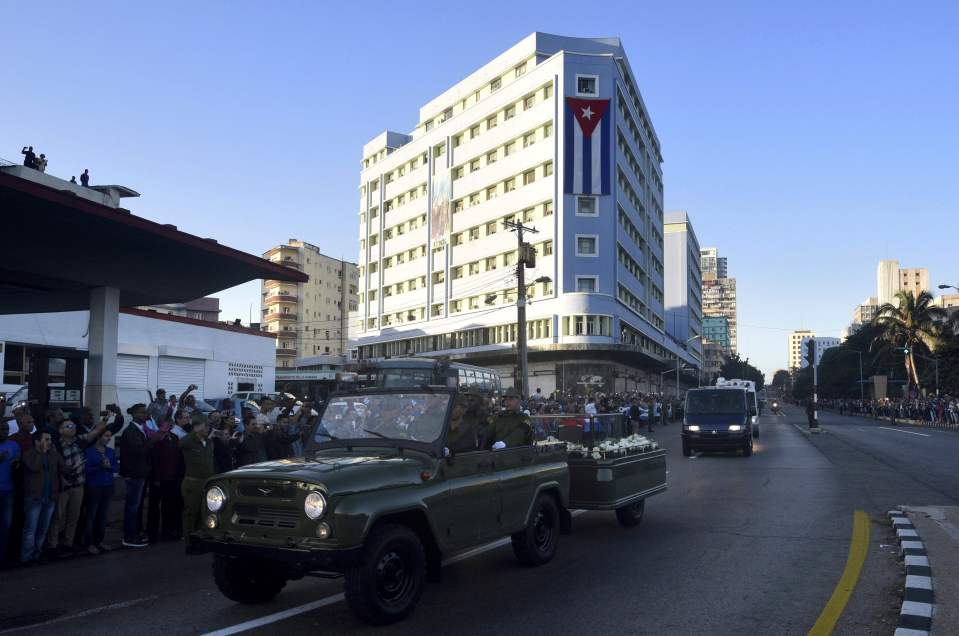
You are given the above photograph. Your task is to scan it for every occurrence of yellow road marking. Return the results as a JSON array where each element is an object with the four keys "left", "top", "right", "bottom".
[{"left": 808, "top": 510, "right": 871, "bottom": 636}]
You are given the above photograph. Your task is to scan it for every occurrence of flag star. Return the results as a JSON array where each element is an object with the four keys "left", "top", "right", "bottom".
[{"left": 581, "top": 106, "right": 594, "bottom": 120}]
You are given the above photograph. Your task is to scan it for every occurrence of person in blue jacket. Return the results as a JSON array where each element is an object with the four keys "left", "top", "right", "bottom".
[{"left": 83, "top": 428, "right": 118, "bottom": 554}]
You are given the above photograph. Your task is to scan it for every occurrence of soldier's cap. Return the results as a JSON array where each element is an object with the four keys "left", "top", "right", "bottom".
[{"left": 503, "top": 387, "right": 521, "bottom": 398}]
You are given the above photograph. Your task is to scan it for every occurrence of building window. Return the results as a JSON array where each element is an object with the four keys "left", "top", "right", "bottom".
[
  {"left": 486, "top": 221, "right": 497, "bottom": 235},
  {"left": 543, "top": 161, "right": 553, "bottom": 177},
  {"left": 576, "top": 74, "right": 598, "bottom": 96},
  {"left": 576, "top": 235, "right": 598, "bottom": 257},
  {"left": 514, "top": 62, "right": 527, "bottom": 78},
  {"left": 470, "top": 125, "right": 480, "bottom": 139},
  {"left": 470, "top": 158, "right": 480, "bottom": 172},
  {"left": 486, "top": 150, "right": 497, "bottom": 164},
  {"left": 542, "top": 239, "right": 553, "bottom": 256},
  {"left": 490, "top": 77, "right": 501, "bottom": 92},
  {"left": 543, "top": 201, "right": 553, "bottom": 216},
  {"left": 469, "top": 227, "right": 480, "bottom": 240},
  {"left": 504, "top": 178, "right": 516, "bottom": 193},
  {"left": 576, "top": 196, "right": 598, "bottom": 216},
  {"left": 486, "top": 185, "right": 498, "bottom": 200},
  {"left": 523, "top": 170, "right": 535, "bottom": 185},
  {"left": 523, "top": 132, "right": 535, "bottom": 147},
  {"left": 576, "top": 276, "right": 598, "bottom": 293},
  {"left": 486, "top": 116, "right": 498, "bottom": 130},
  {"left": 504, "top": 105, "right": 515, "bottom": 120},
  {"left": 544, "top": 83, "right": 554, "bottom": 99},
  {"left": 544, "top": 122, "right": 553, "bottom": 138}
]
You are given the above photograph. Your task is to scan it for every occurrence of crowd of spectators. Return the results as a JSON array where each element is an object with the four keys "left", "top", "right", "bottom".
[
  {"left": 523, "top": 388, "right": 684, "bottom": 436},
  {"left": 0, "top": 388, "right": 318, "bottom": 569},
  {"left": 815, "top": 396, "right": 959, "bottom": 425}
]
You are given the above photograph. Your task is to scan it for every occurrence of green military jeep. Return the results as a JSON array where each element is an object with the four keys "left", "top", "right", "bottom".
[{"left": 190, "top": 388, "right": 572, "bottom": 625}]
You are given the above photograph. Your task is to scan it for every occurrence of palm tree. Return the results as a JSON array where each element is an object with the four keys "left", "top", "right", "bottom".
[{"left": 871, "top": 290, "right": 946, "bottom": 390}]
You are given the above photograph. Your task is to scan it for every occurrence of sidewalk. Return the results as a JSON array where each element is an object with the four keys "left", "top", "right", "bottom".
[{"left": 901, "top": 506, "right": 959, "bottom": 635}]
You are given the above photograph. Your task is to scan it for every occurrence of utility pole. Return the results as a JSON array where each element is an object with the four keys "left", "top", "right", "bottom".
[{"left": 503, "top": 218, "right": 538, "bottom": 398}]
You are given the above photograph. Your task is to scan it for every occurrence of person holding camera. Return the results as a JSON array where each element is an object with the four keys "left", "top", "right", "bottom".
[
  {"left": 83, "top": 427, "right": 117, "bottom": 554},
  {"left": 20, "top": 431, "right": 66, "bottom": 564}
]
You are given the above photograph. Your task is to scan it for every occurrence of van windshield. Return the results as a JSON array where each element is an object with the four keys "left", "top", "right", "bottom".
[{"left": 686, "top": 390, "right": 745, "bottom": 415}]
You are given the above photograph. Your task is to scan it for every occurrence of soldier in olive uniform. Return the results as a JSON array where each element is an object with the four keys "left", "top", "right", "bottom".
[
  {"left": 180, "top": 415, "right": 215, "bottom": 540},
  {"left": 489, "top": 388, "right": 532, "bottom": 448}
]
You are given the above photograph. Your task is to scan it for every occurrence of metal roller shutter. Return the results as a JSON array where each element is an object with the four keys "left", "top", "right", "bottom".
[
  {"left": 117, "top": 355, "right": 149, "bottom": 388},
  {"left": 157, "top": 356, "right": 205, "bottom": 399}
]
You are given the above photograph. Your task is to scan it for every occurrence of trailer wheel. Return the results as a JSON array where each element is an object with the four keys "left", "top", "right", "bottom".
[
  {"left": 615, "top": 500, "right": 645, "bottom": 527},
  {"left": 511, "top": 494, "right": 559, "bottom": 566}
]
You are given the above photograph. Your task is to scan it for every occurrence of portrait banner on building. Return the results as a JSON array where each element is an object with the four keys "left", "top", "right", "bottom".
[
  {"left": 430, "top": 163, "right": 451, "bottom": 247},
  {"left": 563, "top": 97, "right": 611, "bottom": 195}
]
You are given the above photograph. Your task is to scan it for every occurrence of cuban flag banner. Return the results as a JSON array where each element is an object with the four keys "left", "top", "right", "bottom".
[{"left": 564, "top": 96, "right": 611, "bottom": 195}]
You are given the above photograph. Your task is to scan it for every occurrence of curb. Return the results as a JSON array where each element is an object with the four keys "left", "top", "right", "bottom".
[{"left": 890, "top": 509, "right": 935, "bottom": 635}]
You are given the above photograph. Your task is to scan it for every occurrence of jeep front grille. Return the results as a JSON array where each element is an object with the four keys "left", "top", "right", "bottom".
[{"left": 233, "top": 504, "right": 300, "bottom": 529}]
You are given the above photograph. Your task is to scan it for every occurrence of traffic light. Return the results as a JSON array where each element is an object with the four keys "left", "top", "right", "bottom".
[{"left": 804, "top": 339, "right": 817, "bottom": 368}]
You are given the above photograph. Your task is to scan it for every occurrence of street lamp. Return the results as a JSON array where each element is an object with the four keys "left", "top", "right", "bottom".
[
  {"left": 938, "top": 284, "right": 958, "bottom": 292},
  {"left": 831, "top": 348, "right": 866, "bottom": 402},
  {"left": 678, "top": 334, "right": 702, "bottom": 397}
]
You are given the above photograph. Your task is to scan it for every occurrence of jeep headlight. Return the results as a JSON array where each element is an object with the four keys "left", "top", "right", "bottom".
[
  {"left": 304, "top": 491, "right": 327, "bottom": 520},
  {"left": 728, "top": 424, "right": 742, "bottom": 432},
  {"left": 206, "top": 485, "right": 227, "bottom": 512},
  {"left": 685, "top": 425, "right": 700, "bottom": 432}
]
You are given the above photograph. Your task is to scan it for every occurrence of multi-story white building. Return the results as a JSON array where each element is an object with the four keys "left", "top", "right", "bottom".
[
  {"left": 700, "top": 247, "right": 727, "bottom": 279},
  {"left": 350, "top": 33, "right": 696, "bottom": 395},
  {"left": 664, "top": 211, "right": 702, "bottom": 362},
  {"left": 789, "top": 329, "right": 815, "bottom": 370},
  {"left": 877, "top": 259, "right": 900, "bottom": 306},
  {"left": 261, "top": 239, "right": 359, "bottom": 368}
]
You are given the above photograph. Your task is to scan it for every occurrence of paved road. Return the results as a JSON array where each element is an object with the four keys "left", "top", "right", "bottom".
[{"left": 5, "top": 408, "right": 940, "bottom": 635}]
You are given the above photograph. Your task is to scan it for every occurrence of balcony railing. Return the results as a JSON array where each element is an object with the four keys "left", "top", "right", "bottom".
[
  {"left": 263, "top": 312, "right": 298, "bottom": 322},
  {"left": 264, "top": 293, "right": 298, "bottom": 305},
  {"left": 275, "top": 348, "right": 297, "bottom": 356}
]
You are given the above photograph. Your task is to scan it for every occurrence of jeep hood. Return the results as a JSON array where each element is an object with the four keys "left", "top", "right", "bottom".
[{"left": 227, "top": 451, "right": 432, "bottom": 495}]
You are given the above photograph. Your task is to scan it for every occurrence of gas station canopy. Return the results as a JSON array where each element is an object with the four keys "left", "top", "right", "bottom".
[{"left": 0, "top": 171, "right": 307, "bottom": 314}]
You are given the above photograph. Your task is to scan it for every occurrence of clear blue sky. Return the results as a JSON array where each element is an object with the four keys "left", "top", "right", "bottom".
[{"left": 3, "top": 1, "right": 957, "bottom": 380}]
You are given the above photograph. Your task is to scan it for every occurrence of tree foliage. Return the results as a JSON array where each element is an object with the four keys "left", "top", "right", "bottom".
[
  {"left": 771, "top": 369, "right": 789, "bottom": 389},
  {"left": 719, "top": 353, "right": 765, "bottom": 389},
  {"left": 872, "top": 290, "right": 947, "bottom": 390}
]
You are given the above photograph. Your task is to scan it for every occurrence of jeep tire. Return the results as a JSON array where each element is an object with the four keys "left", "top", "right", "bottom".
[
  {"left": 345, "top": 523, "right": 426, "bottom": 626},
  {"left": 615, "top": 499, "right": 645, "bottom": 527},
  {"left": 212, "top": 554, "right": 287, "bottom": 604},
  {"left": 682, "top": 439, "right": 692, "bottom": 457},
  {"left": 511, "top": 493, "right": 559, "bottom": 566}
]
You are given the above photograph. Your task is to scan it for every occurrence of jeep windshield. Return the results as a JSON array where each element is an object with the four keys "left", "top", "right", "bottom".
[
  {"left": 686, "top": 389, "right": 746, "bottom": 415},
  {"left": 311, "top": 393, "right": 450, "bottom": 445}
]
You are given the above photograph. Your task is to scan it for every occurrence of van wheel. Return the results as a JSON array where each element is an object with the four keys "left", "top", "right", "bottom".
[
  {"left": 682, "top": 440, "right": 692, "bottom": 457},
  {"left": 213, "top": 555, "right": 287, "bottom": 604},
  {"left": 345, "top": 523, "right": 426, "bottom": 626},
  {"left": 743, "top": 436, "right": 753, "bottom": 457},
  {"left": 615, "top": 500, "right": 645, "bottom": 527},
  {"left": 512, "top": 494, "right": 559, "bottom": 566}
]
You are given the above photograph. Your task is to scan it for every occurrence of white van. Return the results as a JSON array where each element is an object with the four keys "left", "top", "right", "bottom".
[{"left": 715, "top": 378, "right": 760, "bottom": 438}]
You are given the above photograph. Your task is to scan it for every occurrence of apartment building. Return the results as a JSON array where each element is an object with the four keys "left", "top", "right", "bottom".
[
  {"left": 702, "top": 276, "right": 737, "bottom": 355},
  {"left": 350, "top": 33, "right": 697, "bottom": 395},
  {"left": 702, "top": 315, "right": 731, "bottom": 353},
  {"left": 700, "top": 247, "right": 727, "bottom": 279},
  {"left": 899, "top": 267, "right": 930, "bottom": 299},
  {"left": 798, "top": 336, "right": 840, "bottom": 369},
  {"left": 261, "top": 239, "right": 359, "bottom": 368},
  {"left": 789, "top": 329, "right": 815, "bottom": 370},
  {"left": 664, "top": 211, "right": 702, "bottom": 361}
]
